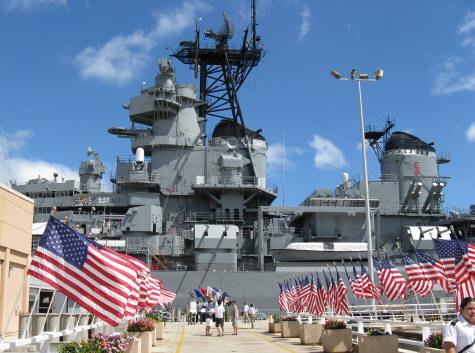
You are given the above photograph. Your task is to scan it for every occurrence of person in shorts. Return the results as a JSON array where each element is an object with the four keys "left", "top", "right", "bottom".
[
  {"left": 214, "top": 299, "right": 225, "bottom": 336},
  {"left": 231, "top": 300, "right": 239, "bottom": 335},
  {"left": 205, "top": 300, "right": 214, "bottom": 336},
  {"left": 242, "top": 302, "right": 249, "bottom": 324}
]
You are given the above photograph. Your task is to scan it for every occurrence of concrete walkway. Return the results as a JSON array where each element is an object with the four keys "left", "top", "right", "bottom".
[{"left": 152, "top": 320, "right": 322, "bottom": 353}]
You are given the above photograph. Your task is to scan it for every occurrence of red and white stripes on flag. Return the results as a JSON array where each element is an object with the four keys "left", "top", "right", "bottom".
[
  {"left": 399, "top": 249, "right": 433, "bottom": 297},
  {"left": 359, "top": 261, "right": 382, "bottom": 304},
  {"left": 373, "top": 255, "right": 407, "bottom": 301},
  {"left": 278, "top": 282, "right": 289, "bottom": 312},
  {"left": 28, "top": 217, "right": 139, "bottom": 326},
  {"left": 334, "top": 271, "right": 350, "bottom": 315},
  {"left": 414, "top": 247, "right": 454, "bottom": 294}
]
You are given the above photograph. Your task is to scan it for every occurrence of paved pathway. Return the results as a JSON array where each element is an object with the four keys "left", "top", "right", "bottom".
[{"left": 151, "top": 320, "right": 324, "bottom": 353}]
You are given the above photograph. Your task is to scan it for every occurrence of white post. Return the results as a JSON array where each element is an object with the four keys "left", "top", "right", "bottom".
[{"left": 357, "top": 80, "right": 374, "bottom": 286}]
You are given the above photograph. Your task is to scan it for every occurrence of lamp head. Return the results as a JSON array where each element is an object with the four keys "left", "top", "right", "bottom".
[
  {"left": 350, "top": 69, "right": 358, "bottom": 79},
  {"left": 375, "top": 69, "right": 384, "bottom": 80},
  {"left": 330, "top": 70, "right": 342, "bottom": 80},
  {"left": 359, "top": 74, "right": 369, "bottom": 80}
]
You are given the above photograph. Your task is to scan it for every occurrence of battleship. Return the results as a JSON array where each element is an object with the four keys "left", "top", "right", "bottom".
[{"left": 12, "top": 1, "right": 475, "bottom": 309}]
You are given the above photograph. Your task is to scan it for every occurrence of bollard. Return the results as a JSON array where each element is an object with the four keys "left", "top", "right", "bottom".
[
  {"left": 77, "top": 315, "right": 90, "bottom": 341},
  {"left": 60, "top": 314, "right": 77, "bottom": 341},
  {"left": 46, "top": 314, "right": 61, "bottom": 342},
  {"left": 18, "top": 314, "right": 30, "bottom": 338},
  {"left": 31, "top": 314, "right": 47, "bottom": 336}
]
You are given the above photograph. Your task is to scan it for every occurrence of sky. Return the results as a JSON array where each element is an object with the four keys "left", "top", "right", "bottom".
[{"left": 1, "top": 0, "right": 474, "bottom": 212}]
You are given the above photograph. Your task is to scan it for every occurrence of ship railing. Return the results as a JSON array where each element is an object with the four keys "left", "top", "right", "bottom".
[
  {"left": 183, "top": 211, "right": 244, "bottom": 223},
  {"left": 196, "top": 175, "right": 277, "bottom": 194},
  {"left": 116, "top": 155, "right": 152, "bottom": 163},
  {"left": 114, "top": 172, "right": 161, "bottom": 184}
]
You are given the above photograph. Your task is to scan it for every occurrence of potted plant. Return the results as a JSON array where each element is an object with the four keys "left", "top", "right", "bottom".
[
  {"left": 145, "top": 311, "right": 164, "bottom": 341},
  {"left": 420, "top": 332, "right": 444, "bottom": 353},
  {"left": 269, "top": 315, "right": 282, "bottom": 333},
  {"left": 281, "top": 317, "right": 300, "bottom": 338},
  {"left": 58, "top": 334, "right": 133, "bottom": 353},
  {"left": 127, "top": 320, "right": 155, "bottom": 353},
  {"left": 299, "top": 320, "right": 323, "bottom": 345},
  {"left": 322, "top": 320, "right": 352, "bottom": 353},
  {"left": 358, "top": 329, "right": 398, "bottom": 353}
]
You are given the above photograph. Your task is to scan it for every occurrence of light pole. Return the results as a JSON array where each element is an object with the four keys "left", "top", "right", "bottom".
[{"left": 330, "top": 68, "right": 384, "bottom": 285}]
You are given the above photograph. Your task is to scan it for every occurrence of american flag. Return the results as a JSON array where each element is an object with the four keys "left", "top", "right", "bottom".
[
  {"left": 297, "top": 276, "right": 311, "bottom": 312},
  {"left": 158, "top": 287, "right": 176, "bottom": 306},
  {"left": 343, "top": 262, "right": 363, "bottom": 298},
  {"left": 433, "top": 239, "right": 456, "bottom": 287},
  {"left": 414, "top": 247, "right": 454, "bottom": 294},
  {"left": 305, "top": 276, "right": 318, "bottom": 315},
  {"left": 334, "top": 271, "right": 350, "bottom": 315},
  {"left": 284, "top": 281, "right": 294, "bottom": 311},
  {"left": 359, "top": 260, "right": 382, "bottom": 303},
  {"left": 315, "top": 273, "right": 327, "bottom": 315},
  {"left": 373, "top": 255, "right": 406, "bottom": 301},
  {"left": 399, "top": 249, "right": 433, "bottom": 297},
  {"left": 323, "top": 269, "right": 335, "bottom": 311},
  {"left": 28, "top": 217, "right": 139, "bottom": 326},
  {"left": 455, "top": 241, "right": 475, "bottom": 284},
  {"left": 278, "top": 282, "right": 289, "bottom": 312},
  {"left": 456, "top": 280, "right": 475, "bottom": 311}
]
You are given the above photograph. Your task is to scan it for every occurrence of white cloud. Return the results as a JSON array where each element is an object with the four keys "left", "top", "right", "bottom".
[
  {"left": 10, "top": 158, "right": 78, "bottom": 184},
  {"left": 433, "top": 12, "right": 475, "bottom": 95},
  {"left": 267, "top": 142, "right": 305, "bottom": 169},
  {"left": 309, "top": 134, "right": 346, "bottom": 169},
  {"left": 74, "top": 1, "right": 210, "bottom": 84},
  {"left": 298, "top": 6, "right": 310, "bottom": 40},
  {"left": 3, "top": 0, "right": 65, "bottom": 11},
  {"left": 466, "top": 122, "right": 475, "bottom": 143},
  {"left": 459, "top": 11, "right": 475, "bottom": 34},
  {"left": 4, "top": 129, "right": 33, "bottom": 153}
]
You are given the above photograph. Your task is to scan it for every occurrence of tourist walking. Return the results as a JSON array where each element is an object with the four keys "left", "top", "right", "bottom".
[
  {"left": 249, "top": 303, "right": 256, "bottom": 329},
  {"left": 242, "top": 302, "right": 249, "bottom": 324},
  {"left": 214, "top": 299, "right": 225, "bottom": 336},
  {"left": 443, "top": 297, "right": 475, "bottom": 353},
  {"left": 205, "top": 300, "right": 214, "bottom": 336},
  {"left": 231, "top": 300, "right": 239, "bottom": 335}
]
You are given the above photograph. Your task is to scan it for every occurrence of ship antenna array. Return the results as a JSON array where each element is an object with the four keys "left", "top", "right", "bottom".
[{"left": 364, "top": 116, "right": 395, "bottom": 162}]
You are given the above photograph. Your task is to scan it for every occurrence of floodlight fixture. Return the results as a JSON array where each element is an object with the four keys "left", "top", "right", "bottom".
[
  {"left": 375, "top": 69, "right": 384, "bottom": 80},
  {"left": 359, "top": 74, "right": 369, "bottom": 80},
  {"left": 330, "top": 70, "right": 342, "bottom": 79},
  {"left": 350, "top": 69, "right": 358, "bottom": 79}
]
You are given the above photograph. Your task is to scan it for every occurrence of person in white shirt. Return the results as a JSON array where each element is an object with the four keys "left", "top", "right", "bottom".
[
  {"left": 443, "top": 297, "right": 475, "bottom": 353},
  {"left": 205, "top": 300, "right": 215, "bottom": 336},
  {"left": 214, "top": 300, "right": 226, "bottom": 336},
  {"left": 249, "top": 303, "right": 256, "bottom": 329},
  {"left": 242, "top": 302, "right": 249, "bottom": 324}
]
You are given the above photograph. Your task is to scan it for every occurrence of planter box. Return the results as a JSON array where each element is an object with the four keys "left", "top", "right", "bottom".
[
  {"left": 322, "top": 328, "right": 352, "bottom": 353},
  {"left": 125, "top": 339, "right": 141, "bottom": 353},
  {"left": 358, "top": 334, "right": 398, "bottom": 353},
  {"left": 155, "top": 322, "right": 164, "bottom": 340},
  {"left": 268, "top": 322, "right": 281, "bottom": 333},
  {"left": 130, "top": 331, "right": 152, "bottom": 353},
  {"left": 300, "top": 323, "right": 323, "bottom": 345},
  {"left": 420, "top": 348, "right": 444, "bottom": 353},
  {"left": 281, "top": 321, "right": 300, "bottom": 338}
]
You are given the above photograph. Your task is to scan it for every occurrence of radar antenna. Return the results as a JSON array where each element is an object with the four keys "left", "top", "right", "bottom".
[
  {"left": 172, "top": 0, "right": 262, "bottom": 176},
  {"left": 364, "top": 117, "right": 395, "bottom": 162}
]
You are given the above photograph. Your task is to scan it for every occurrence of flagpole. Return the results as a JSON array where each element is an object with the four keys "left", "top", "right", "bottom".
[
  {"left": 335, "top": 261, "right": 353, "bottom": 317},
  {"left": 409, "top": 239, "right": 445, "bottom": 322},
  {"left": 321, "top": 266, "right": 332, "bottom": 317},
  {"left": 395, "top": 242, "right": 427, "bottom": 322},
  {"left": 341, "top": 260, "right": 359, "bottom": 316},
  {"left": 350, "top": 256, "right": 372, "bottom": 319}
]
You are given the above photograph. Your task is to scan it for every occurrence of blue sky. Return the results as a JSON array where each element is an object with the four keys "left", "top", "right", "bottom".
[{"left": 1, "top": 0, "right": 474, "bottom": 211}]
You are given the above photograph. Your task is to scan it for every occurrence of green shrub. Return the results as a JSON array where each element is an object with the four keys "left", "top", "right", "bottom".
[
  {"left": 424, "top": 332, "right": 443, "bottom": 348},
  {"left": 272, "top": 314, "right": 282, "bottom": 323}
]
